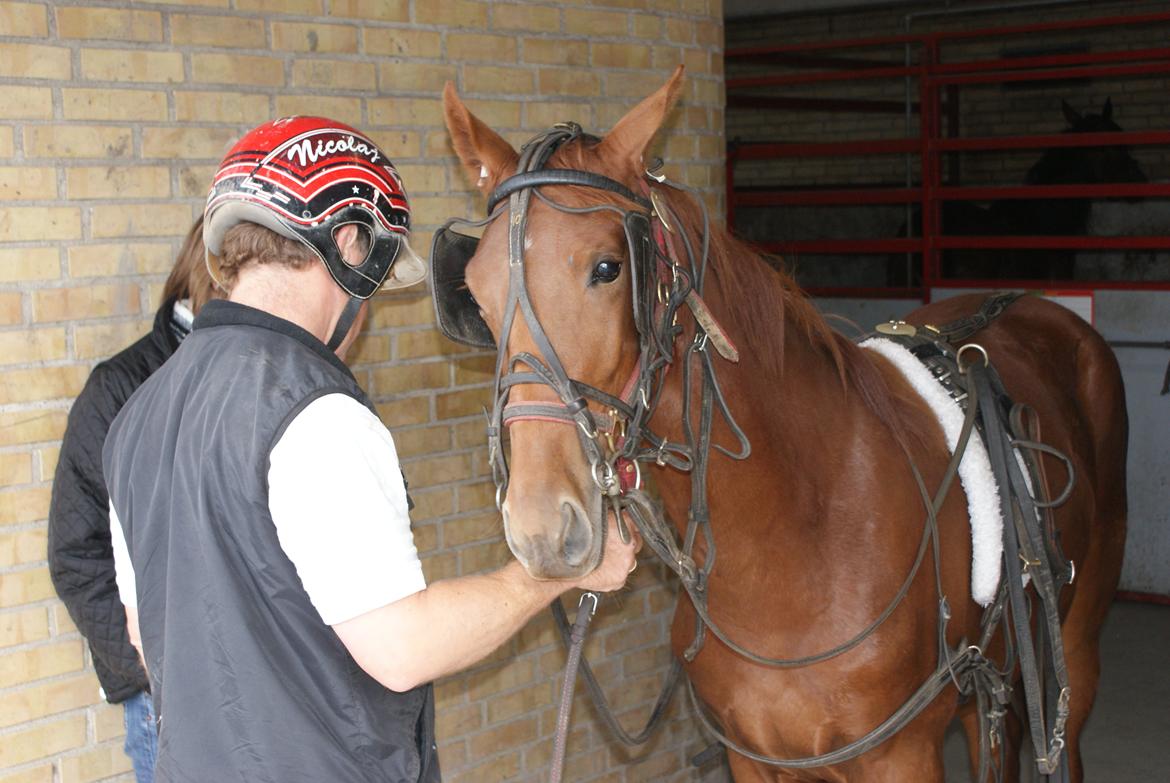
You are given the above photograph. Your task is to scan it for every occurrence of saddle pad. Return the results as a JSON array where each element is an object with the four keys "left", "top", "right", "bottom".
[{"left": 861, "top": 337, "right": 1002, "bottom": 606}]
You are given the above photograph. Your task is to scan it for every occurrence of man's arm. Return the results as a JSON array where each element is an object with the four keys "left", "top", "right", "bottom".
[
  {"left": 333, "top": 516, "right": 637, "bottom": 693},
  {"left": 269, "top": 393, "right": 639, "bottom": 692},
  {"left": 48, "top": 368, "right": 148, "bottom": 685}
]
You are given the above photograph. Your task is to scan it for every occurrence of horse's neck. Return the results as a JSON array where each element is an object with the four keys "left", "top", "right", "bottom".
[{"left": 647, "top": 248, "right": 884, "bottom": 547}]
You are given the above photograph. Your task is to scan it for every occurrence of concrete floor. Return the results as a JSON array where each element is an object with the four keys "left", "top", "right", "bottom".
[
  {"left": 694, "top": 600, "right": 1170, "bottom": 781},
  {"left": 943, "top": 600, "right": 1170, "bottom": 782}
]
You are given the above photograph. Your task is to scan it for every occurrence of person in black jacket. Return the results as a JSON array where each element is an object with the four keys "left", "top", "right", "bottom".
[{"left": 48, "top": 217, "right": 217, "bottom": 783}]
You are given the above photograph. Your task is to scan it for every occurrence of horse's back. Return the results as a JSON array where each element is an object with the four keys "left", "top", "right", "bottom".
[{"left": 906, "top": 293, "right": 1125, "bottom": 475}]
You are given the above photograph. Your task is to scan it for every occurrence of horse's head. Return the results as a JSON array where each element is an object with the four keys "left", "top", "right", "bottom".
[
  {"left": 438, "top": 68, "right": 685, "bottom": 579},
  {"left": 1051, "top": 98, "right": 1147, "bottom": 185}
]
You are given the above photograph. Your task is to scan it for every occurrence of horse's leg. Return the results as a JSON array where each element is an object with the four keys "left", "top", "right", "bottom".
[
  {"left": 957, "top": 698, "right": 1023, "bottom": 783},
  {"left": 1052, "top": 336, "right": 1128, "bottom": 782},
  {"left": 1051, "top": 591, "right": 1114, "bottom": 782}
]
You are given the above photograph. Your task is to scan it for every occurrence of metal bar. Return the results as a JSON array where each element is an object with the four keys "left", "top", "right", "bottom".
[
  {"left": 921, "top": 42, "right": 939, "bottom": 302},
  {"left": 726, "top": 94, "right": 920, "bottom": 115},
  {"left": 726, "top": 65, "right": 918, "bottom": 90},
  {"left": 1107, "top": 340, "right": 1170, "bottom": 349},
  {"left": 1114, "top": 591, "right": 1170, "bottom": 606},
  {"left": 722, "top": 10, "right": 1170, "bottom": 58},
  {"left": 935, "top": 130, "right": 1170, "bottom": 152},
  {"left": 732, "top": 139, "right": 919, "bottom": 159},
  {"left": 931, "top": 279, "right": 1170, "bottom": 291},
  {"left": 734, "top": 188, "right": 921, "bottom": 207},
  {"left": 759, "top": 239, "right": 923, "bottom": 254},
  {"left": 928, "top": 9, "right": 1170, "bottom": 44},
  {"left": 726, "top": 145, "right": 738, "bottom": 232},
  {"left": 723, "top": 51, "right": 903, "bottom": 70},
  {"left": 931, "top": 59, "right": 1170, "bottom": 87},
  {"left": 806, "top": 286, "right": 925, "bottom": 299},
  {"left": 935, "top": 183, "right": 1170, "bottom": 201},
  {"left": 725, "top": 35, "right": 923, "bottom": 58},
  {"left": 945, "top": 84, "right": 961, "bottom": 186},
  {"left": 932, "top": 45, "right": 1170, "bottom": 76},
  {"left": 936, "top": 236, "right": 1170, "bottom": 250}
]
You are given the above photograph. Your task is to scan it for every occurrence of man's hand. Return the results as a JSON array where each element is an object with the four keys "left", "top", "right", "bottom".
[{"left": 574, "top": 511, "right": 642, "bottom": 593}]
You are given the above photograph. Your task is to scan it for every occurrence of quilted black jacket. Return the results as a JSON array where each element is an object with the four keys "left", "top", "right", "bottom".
[{"left": 48, "top": 301, "right": 187, "bottom": 703}]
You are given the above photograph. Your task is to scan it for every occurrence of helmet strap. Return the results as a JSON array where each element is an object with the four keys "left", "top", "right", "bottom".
[{"left": 327, "top": 296, "right": 365, "bottom": 353}]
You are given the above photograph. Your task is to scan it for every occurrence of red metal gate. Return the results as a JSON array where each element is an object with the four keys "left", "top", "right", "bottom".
[{"left": 725, "top": 8, "right": 1170, "bottom": 301}]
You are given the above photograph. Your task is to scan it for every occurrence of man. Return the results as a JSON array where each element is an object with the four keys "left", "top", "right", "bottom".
[
  {"left": 48, "top": 217, "right": 217, "bottom": 783},
  {"left": 103, "top": 117, "right": 638, "bottom": 782}
]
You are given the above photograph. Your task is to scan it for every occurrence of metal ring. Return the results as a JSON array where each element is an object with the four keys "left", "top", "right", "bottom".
[
  {"left": 590, "top": 459, "right": 616, "bottom": 492},
  {"left": 495, "top": 483, "right": 505, "bottom": 513},
  {"left": 957, "top": 343, "right": 990, "bottom": 374}
]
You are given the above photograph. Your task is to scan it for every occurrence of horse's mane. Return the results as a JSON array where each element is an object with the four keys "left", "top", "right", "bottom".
[{"left": 542, "top": 139, "right": 933, "bottom": 451}]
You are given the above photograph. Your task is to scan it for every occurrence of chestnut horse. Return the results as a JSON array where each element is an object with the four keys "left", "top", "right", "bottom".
[{"left": 439, "top": 69, "right": 1127, "bottom": 782}]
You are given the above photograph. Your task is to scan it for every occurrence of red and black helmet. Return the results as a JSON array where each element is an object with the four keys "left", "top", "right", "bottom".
[{"left": 204, "top": 116, "right": 425, "bottom": 298}]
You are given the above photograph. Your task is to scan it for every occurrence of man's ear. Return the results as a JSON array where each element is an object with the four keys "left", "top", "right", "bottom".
[
  {"left": 443, "top": 82, "right": 519, "bottom": 193},
  {"left": 334, "top": 224, "right": 368, "bottom": 266}
]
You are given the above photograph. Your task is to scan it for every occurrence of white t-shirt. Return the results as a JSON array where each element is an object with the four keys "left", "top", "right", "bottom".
[{"left": 111, "top": 393, "right": 426, "bottom": 625}]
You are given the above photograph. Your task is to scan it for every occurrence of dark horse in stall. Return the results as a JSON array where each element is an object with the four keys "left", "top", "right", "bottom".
[
  {"left": 906, "top": 98, "right": 1147, "bottom": 283},
  {"left": 440, "top": 69, "right": 1127, "bottom": 781}
]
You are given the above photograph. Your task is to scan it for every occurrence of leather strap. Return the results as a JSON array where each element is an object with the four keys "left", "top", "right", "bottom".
[
  {"left": 326, "top": 296, "right": 364, "bottom": 352},
  {"left": 488, "top": 169, "right": 650, "bottom": 214}
]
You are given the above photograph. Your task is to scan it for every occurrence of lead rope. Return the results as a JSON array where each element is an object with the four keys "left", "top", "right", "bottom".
[{"left": 549, "top": 592, "right": 598, "bottom": 783}]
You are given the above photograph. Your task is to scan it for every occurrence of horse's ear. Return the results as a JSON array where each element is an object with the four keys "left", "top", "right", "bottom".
[
  {"left": 1102, "top": 97, "right": 1113, "bottom": 121},
  {"left": 443, "top": 82, "right": 519, "bottom": 193},
  {"left": 599, "top": 65, "right": 686, "bottom": 171},
  {"left": 1062, "top": 100, "right": 1082, "bottom": 127}
]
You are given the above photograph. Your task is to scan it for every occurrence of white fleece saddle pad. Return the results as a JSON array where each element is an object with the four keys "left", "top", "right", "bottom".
[{"left": 860, "top": 337, "right": 1002, "bottom": 606}]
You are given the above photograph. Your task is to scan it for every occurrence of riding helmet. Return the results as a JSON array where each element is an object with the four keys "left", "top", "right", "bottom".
[{"left": 203, "top": 116, "right": 426, "bottom": 297}]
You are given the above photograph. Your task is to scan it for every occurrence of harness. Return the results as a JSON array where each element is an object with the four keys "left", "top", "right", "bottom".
[{"left": 430, "top": 123, "right": 1077, "bottom": 782}]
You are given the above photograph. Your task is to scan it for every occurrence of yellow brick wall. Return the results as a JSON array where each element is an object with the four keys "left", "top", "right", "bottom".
[{"left": 0, "top": 2, "right": 726, "bottom": 781}]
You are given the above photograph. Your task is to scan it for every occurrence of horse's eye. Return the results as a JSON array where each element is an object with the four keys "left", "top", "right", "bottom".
[{"left": 590, "top": 258, "right": 622, "bottom": 285}]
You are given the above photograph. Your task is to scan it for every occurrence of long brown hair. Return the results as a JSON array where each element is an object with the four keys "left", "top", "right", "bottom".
[{"left": 161, "top": 216, "right": 221, "bottom": 314}]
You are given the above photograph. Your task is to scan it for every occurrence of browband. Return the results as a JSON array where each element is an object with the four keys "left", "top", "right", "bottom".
[{"left": 487, "top": 169, "right": 651, "bottom": 215}]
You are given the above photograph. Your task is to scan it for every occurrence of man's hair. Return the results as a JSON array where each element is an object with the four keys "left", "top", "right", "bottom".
[
  {"left": 161, "top": 216, "right": 222, "bottom": 314},
  {"left": 215, "top": 222, "right": 318, "bottom": 292}
]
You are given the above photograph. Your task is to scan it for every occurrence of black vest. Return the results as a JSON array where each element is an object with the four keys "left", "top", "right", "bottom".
[{"left": 104, "top": 300, "right": 439, "bottom": 783}]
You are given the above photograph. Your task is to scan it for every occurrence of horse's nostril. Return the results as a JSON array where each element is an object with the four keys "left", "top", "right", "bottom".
[{"left": 560, "top": 502, "right": 592, "bottom": 566}]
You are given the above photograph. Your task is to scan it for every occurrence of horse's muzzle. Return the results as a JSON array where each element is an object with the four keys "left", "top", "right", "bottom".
[{"left": 503, "top": 497, "right": 601, "bottom": 580}]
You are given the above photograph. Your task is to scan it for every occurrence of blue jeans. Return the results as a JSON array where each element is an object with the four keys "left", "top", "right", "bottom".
[{"left": 122, "top": 691, "right": 158, "bottom": 783}]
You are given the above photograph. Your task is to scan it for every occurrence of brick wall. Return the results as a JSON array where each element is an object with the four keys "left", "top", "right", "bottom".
[{"left": 0, "top": 2, "right": 727, "bottom": 781}]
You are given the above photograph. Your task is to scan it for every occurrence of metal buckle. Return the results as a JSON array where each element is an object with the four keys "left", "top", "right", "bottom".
[
  {"left": 650, "top": 189, "right": 673, "bottom": 232},
  {"left": 578, "top": 591, "right": 599, "bottom": 616}
]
